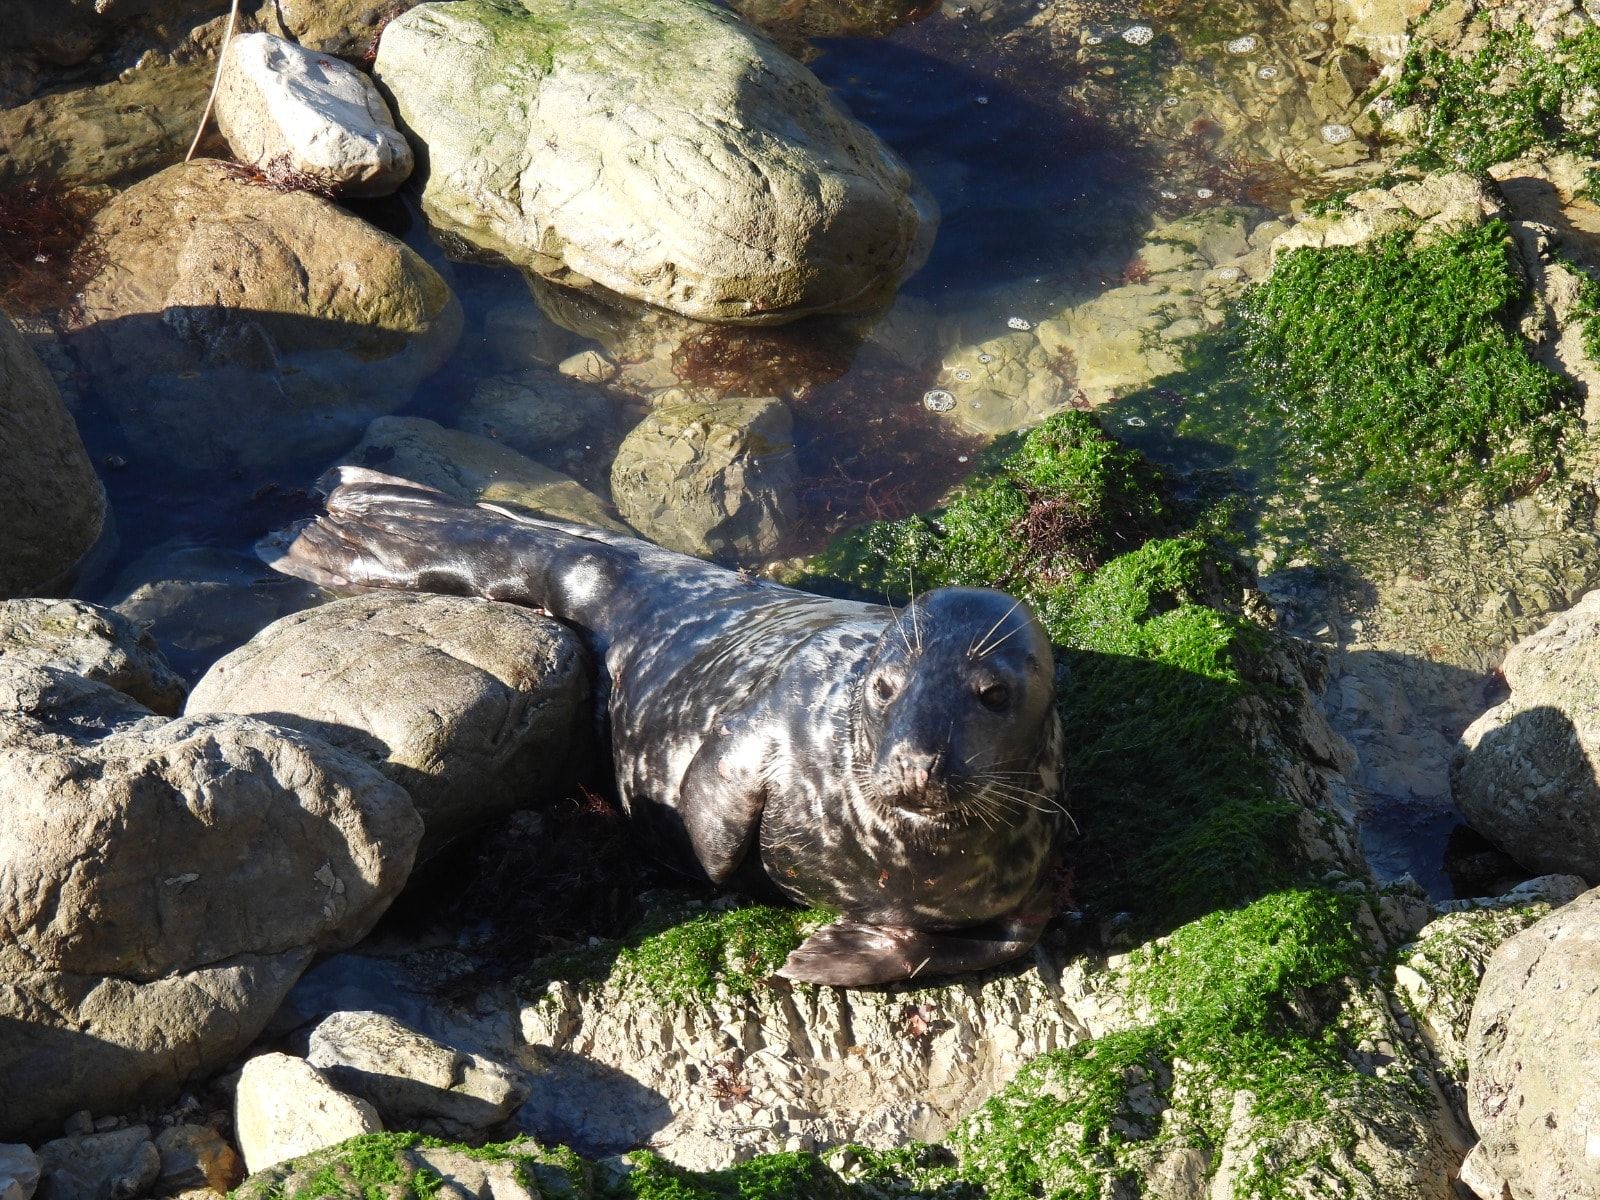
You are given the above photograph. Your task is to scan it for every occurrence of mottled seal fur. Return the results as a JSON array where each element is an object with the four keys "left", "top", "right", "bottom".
[{"left": 263, "top": 467, "right": 1067, "bottom": 985}]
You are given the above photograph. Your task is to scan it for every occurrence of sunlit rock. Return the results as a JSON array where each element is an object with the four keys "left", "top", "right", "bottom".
[
  {"left": 216, "top": 33, "right": 412, "bottom": 197},
  {"left": 374, "top": 0, "right": 934, "bottom": 324},
  {"left": 68, "top": 160, "right": 461, "bottom": 474}
]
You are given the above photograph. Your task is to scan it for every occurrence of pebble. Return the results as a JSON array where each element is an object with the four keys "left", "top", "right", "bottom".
[
  {"left": 1226, "top": 35, "right": 1260, "bottom": 53},
  {"left": 1006, "top": 316, "right": 1032, "bottom": 330},
  {"left": 1121, "top": 24, "right": 1154, "bottom": 44}
]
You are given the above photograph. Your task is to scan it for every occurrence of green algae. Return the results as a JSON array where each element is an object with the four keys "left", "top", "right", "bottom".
[
  {"left": 1388, "top": 22, "right": 1600, "bottom": 173},
  {"left": 613, "top": 1151, "right": 851, "bottom": 1200},
  {"left": 801, "top": 410, "right": 1297, "bottom": 931},
  {"left": 1238, "top": 217, "right": 1571, "bottom": 504},
  {"left": 240, "top": 1133, "right": 579, "bottom": 1200},
  {"left": 517, "top": 898, "right": 830, "bottom": 1002}
]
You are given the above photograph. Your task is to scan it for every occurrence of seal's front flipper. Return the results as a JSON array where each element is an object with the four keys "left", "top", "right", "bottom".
[{"left": 777, "top": 911, "right": 1048, "bottom": 987}]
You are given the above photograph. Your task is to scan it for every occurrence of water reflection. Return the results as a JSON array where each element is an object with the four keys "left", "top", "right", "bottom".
[{"left": 723, "top": 0, "right": 938, "bottom": 58}]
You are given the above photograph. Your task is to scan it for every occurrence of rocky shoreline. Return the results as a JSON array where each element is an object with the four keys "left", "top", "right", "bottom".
[{"left": 6, "top": 1, "right": 1600, "bottom": 1198}]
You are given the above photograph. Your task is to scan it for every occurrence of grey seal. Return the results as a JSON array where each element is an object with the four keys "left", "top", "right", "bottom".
[{"left": 263, "top": 467, "right": 1067, "bottom": 985}]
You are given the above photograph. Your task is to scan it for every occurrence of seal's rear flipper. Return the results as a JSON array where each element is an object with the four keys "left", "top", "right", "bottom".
[
  {"left": 258, "top": 467, "right": 628, "bottom": 620},
  {"left": 777, "top": 912, "right": 1047, "bottom": 987}
]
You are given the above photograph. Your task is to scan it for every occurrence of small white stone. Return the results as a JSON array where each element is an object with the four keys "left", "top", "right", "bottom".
[
  {"left": 1257, "top": 64, "right": 1281, "bottom": 79},
  {"left": 1321, "top": 123, "right": 1355, "bottom": 144},
  {"left": 1085, "top": 33, "right": 1103, "bottom": 44},
  {"left": 1006, "top": 316, "right": 1032, "bottom": 330},
  {"left": 216, "top": 32, "right": 413, "bottom": 197},
  {"left": 1124, "top": 415, "right": 1147, "bottom": 427},
  {"left": 1196, "top": 187, "right": 1214, "bottom": 199},
  {"left": 922, "top": 389, "right": 956, "bottom": 413},
  {"left": 1226, "top": 34, "right": 1259, "bottom": 53},
  {"left": 1121, "top": 24, "right": 1154, "bottom": 44}
]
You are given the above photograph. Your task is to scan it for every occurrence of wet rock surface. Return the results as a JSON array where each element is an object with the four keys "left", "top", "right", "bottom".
[
  {"left": 188, "top": 593, "right": 591, "bottom": 860},
  {"left": 67, "top": 159, "right": 462, "bottom": 474},
  {"left": 0, "top": 312, "right": 106, "bottom": 599},
  {"left": 609, "top": 394, "right": 797, "bottom": 558},
  {"left": 373, "top": 0, "right": 933, "bottom": 323}
]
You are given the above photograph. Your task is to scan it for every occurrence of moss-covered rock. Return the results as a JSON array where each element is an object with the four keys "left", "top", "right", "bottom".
[
  {"left": 1385, "top": 8, "right": 1600, "bottom": 174},
  {"left": 232, "top": 1132, "right": 590, "bottom": 1200}
]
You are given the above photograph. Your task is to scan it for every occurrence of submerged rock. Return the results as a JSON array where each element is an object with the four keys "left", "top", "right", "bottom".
[
  {"left": 373, "top": 0, "right": 933, "bottom": 323},
  {"left": 188, "top": 593, "right": 591, "bottom": 860},
  {"left": 216, "top": 33, "right": 413, "bottom": 197},
  {"left": 1467, "top": 884, "right": 1600, "bottom": 1200},
  {"left": 0, "top": 61, "right": 212, "bottom": 189},
  {"left": 68, "top": 159, "right": 461, "bottom": 474},
  {"left": 35, "top": 1128, "right": 159, "bottom": 1200},
  {"left": 1454, "top": 587, "right": 1600, "bottom": 882},
  {"left": 0, "top": 662, "right": 422, "bottom": 1140},
  {"left": 0, "top": 310, "right": 106, "bottom": 599},
  {"left": 106, "top": 541, "right": 327, "bottom": 684},
  {"left": 454, "top": 371, "right": 611, "bottom": 461},
  {"left": 609, "top": 393, "right": 797, "bottom": 558}
]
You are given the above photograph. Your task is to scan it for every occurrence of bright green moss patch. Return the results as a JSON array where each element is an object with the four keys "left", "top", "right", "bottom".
[
  {"left": 1389, "top": 23, "right": 1600, "bottom": 172},
  {"left": 1130, "top": 888, "right": 1373, "bottom": 1130},
  {"left": 612, "top": 1150, "right": 850, "bottom": 1200},
  {"left": 517, "top": 898, "right": 829, "bottom": 1003},
  {"left": 1238, "top": 218, "right": 1571, "bottom": 503},
  {"left": 944, "top": 1029, "right": 1170, "bottom": 1200},
  {"left": 802, "top": 410, "right": 1298, "bottom": 930}
]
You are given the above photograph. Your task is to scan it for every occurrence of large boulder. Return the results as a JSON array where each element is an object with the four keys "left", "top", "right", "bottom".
[
  {"left": 0, "top": 661, "right": 422, "bottom": 1140},
  {"left": 260, "top": 0, "right": 423, "bottom": 58},
  {"left": 187, "top": 593, "right": 591, "bottom": 859},
  {"left": 1467, "top": 885, "right": 1600, "bottom": 1200},
  {"left": 0, "top": 311, "right": 106, "bottom": 598},
  {"left": 0, "top": 598, "right": 186, "bottom": 715},
  {"left": 67, "top": 160, "right": 461, "bottom": 473},
  {"left": 609, "top": 393, "right": 796, "bottom": 558},
  {"left": 373, "top": 0, "right": 933, "bottom": 324},
  {"left": 1453, "top": 588, "right": 1600, "bottom": 881},
  {"left": 217, "top": 33, "right": 413, "bottom": 197}
]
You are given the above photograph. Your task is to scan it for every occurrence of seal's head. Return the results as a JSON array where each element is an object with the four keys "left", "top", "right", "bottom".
[{"left": 855, "top": 587, "right": 1058, "bottom": 825}]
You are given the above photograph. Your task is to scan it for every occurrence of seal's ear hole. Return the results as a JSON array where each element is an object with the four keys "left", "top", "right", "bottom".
[
  {"left": 873, "top": 674, "right": 900, "bottom": 703},
  {"left": 977, "top": 682, "right": 1011, "bottom": 711}
]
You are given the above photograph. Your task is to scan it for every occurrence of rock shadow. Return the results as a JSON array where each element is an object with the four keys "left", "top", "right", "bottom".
[
  {"left": 514, "top": 1047, "right": 675, "bottom": 1157},
  {"left": 1452, "top": 700, "right": 1600, "bottom": 884}
]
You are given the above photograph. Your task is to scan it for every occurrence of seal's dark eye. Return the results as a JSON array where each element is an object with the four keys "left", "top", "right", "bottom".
[
  {"left": 873, "top": 674, "right": 899, "bottom": 703},
  {"left": 977, "top": 682, "right": 1010, "bottom": 711}
]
